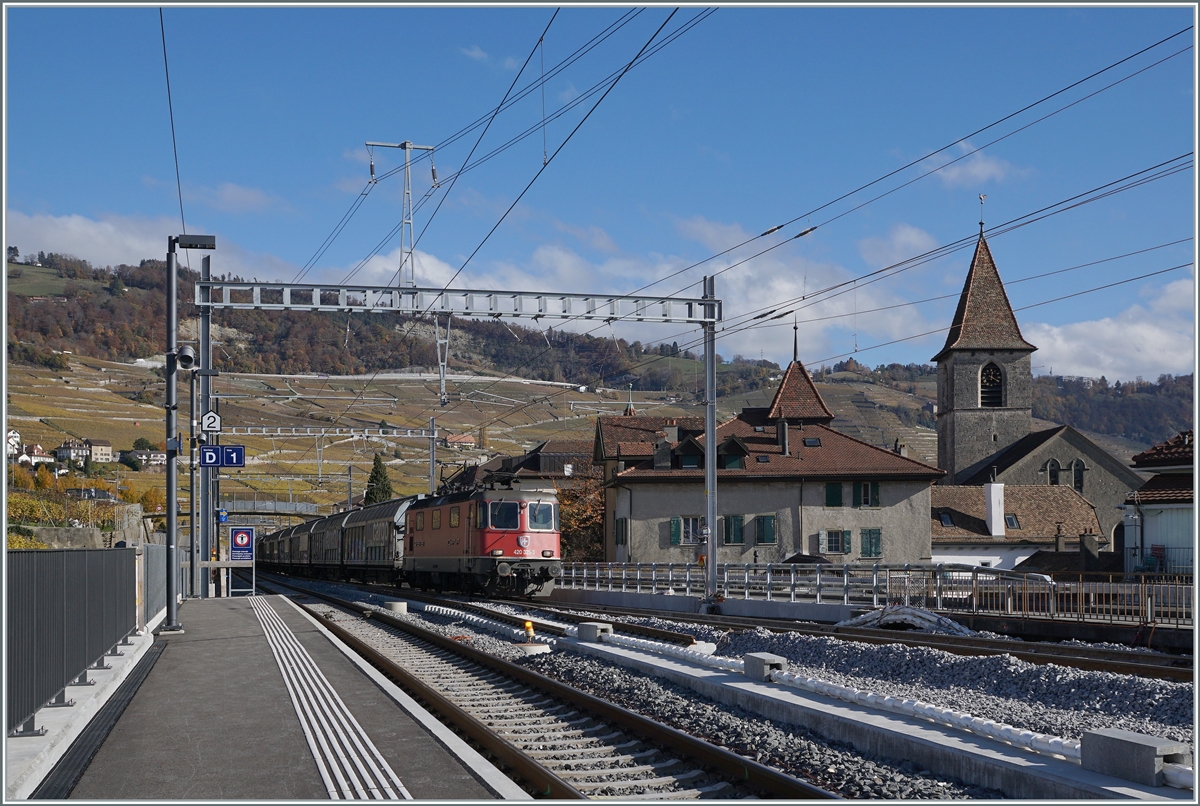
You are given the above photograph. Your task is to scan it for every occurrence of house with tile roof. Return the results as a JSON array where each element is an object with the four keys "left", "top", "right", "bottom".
[
  {"left": 441, "top": 439, "right": 596, "bottom": 494},
  {"left": 930, "top": 483, "right": 1103, "bottom": 569},
  {"left": 1122, "top": 430, "right": 1193, "bottom": 573},
  {"left": 85, "top": 438, "right": 113, "bottom": 463},
  {"left": 593, "top": 358, "right": 944, "bottom": 565},
  {"left": 932, "top": 233, "right": 1144, "bottom": 545}
]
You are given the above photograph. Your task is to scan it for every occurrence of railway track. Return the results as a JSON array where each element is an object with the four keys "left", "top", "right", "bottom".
[
  {"left": 253, "top": 575, "right": 835, "bottom": 800},
  {"left": 526, "top": 600, "right": 1194, "bottom": 682}
]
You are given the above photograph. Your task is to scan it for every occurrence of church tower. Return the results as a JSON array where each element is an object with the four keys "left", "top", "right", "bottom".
[{"left": 933, "top": 234, "right": 1037, "bottom": 483}]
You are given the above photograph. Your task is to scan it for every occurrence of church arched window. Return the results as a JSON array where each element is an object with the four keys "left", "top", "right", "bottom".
[
  {"left": 980, "top": 363, "right": 1002, "bottom": 408},
  {"left": 1071, "top": 459, "right": 1085, "bottom": 494},
  {"left": 1046, "top": 458, "right": 1060, "bottom": 486}
]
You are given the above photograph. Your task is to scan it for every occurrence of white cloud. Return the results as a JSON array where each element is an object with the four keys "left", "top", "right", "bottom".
[
  {"left": 460, "top": 45, "right": 488, "bottom": 62},
  {"left": 4, "top": 210, "right": 297, "bottom": 281},
  {"left": 502, "top": 57, "right": 520, "bottom": 71},
  {"left": 188, "top": 182, "right": 285, "bottom": 213},
  {"left": 933, "top": 140, "right": 1021, "bottom": 188},
  {"left": 554, "top": 222, "right": 619, "bottom": 254},
  {"left": 557, "top": 82, "right": 578, "bottom": 103},
  {"left": 1023, "top": 275, "right": 1196, "bottom": 381},
  {"left": 858, "top": 224, "right": 939, "bottom": 269}
]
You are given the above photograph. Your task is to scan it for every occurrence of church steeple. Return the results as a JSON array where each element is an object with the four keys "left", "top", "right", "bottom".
[
  {"left": 933, "top": 234, "right": 1036, "bottom": 363},
  {"left": 933, "top": 232, "right": 1036, "bottom": 484}
]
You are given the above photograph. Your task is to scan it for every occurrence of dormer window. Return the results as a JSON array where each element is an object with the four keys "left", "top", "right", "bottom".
[
  {"left": 679, "top": 455, "right": 701, "bottom": 469},
  {"left": 980, "top": 363, "right": 1002, "bottom": 407},
  {"left": 720, "top": 455, "right": 743, "bottom": 469}
]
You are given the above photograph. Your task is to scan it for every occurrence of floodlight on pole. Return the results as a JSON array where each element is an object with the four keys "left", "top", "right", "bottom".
[{"left": 163, "top": 232, "right": 216, "bottom": 630}]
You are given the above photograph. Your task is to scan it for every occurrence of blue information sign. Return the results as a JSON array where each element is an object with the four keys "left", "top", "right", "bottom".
[
  {"left": 200, "top": 445, "right": 221, "bottom": 467},
  {"left": 218, "top": 509, "right": 228, "bottom": 524},
  {"left": 230, "top": 527, "right": 255, "bottom": 561},
  {"left": 222, "top": 446, "right": 246, "bottom": 467}
]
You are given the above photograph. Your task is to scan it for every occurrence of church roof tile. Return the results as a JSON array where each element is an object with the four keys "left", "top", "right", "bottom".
[{"left": 933, "top": 235, "right": 1036, "bottom": 361}]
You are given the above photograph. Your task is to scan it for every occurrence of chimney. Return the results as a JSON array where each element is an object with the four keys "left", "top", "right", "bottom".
[
  {"left": 653, "top": 439, "right": 672, "bottom": 471},
  {"left": 984, "top": 482, "right": 1005, "bottom": 537},
  {"left": 664, "top": 424, "right": 680, "bottom": 443},
  {"left": 1080, "top": 528, "right": 1101, "bottom": 571},
  {"left": 777, "top": 424, "right": 789, "bottom": 456},
  {"left": 1055, "top": 522, "right": 1065, "bottom": 552}
]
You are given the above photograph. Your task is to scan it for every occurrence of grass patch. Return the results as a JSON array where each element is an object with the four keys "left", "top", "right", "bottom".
[{"left": 6, "top": 262, "right": 106, "bottom": 297}]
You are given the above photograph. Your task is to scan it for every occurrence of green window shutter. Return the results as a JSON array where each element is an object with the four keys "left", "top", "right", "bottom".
[
  {"left": 732, "top": 515, "right": 744, "bottom": 544},
  {"left": 861, "top": 528, "right": 882, "bottom": 558},
  {"left": 757, "top": 515, "right": 776, "bottom": 544},
  {"left": 844, "top": 529, "right": 853, "bottom": 555},
  {"left": 670, "top": 517, "right": 681, "bottom": 545},
  {"left": 825, "top": 483, "right": 842, "bottom": 507},
  {"left": 852, "top": 482, "right": 862, "bottom": 508},
  {"left": 871, "top": 482, "right": 879, "bottom": 507},
  {"left": 818, "top": 529, "right": 828, "bottom": 554}
]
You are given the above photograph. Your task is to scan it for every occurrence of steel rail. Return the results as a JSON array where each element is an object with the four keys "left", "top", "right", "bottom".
[
  {"left": 539, "top": 601, "right": 1194, "bottom": 682},
  {"left": 302, "top": 577, "right": 701, "bottom": 647},
  {"left": 257, "top": 575, "right": 836, "bottom": 799}
]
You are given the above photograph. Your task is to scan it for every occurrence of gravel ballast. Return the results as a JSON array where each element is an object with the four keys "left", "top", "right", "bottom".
[{"left": 266, "top": 579, "right": 1193, "bottom": 797}]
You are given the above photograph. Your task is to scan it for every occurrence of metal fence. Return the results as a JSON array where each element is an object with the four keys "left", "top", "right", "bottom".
[
  {"left": 560, "top": 562, "right": 1194, "bottom": 627},
  {"left": 1126, "top": 545, "right": 1193, "bottom": 575},
  {"left": 143, "top": 543, "right": 167, "bottom": 625},
  {"left": 7, "top": 548, "right": 136, "bottom": 735}
]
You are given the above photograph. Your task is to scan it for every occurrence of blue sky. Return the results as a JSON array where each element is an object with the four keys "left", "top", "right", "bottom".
[{"left": 5, "top": 5, "right": 1196, "bottom": 382}]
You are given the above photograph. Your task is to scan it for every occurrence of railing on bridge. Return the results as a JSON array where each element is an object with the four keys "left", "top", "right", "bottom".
[
  {"left": 7, "top": 549, "right": 137, "bottom": 737},
  {"left": 560, "top": 562, "right": 1193, "bottom": 627},
  {"left": 219, "top": 492, "right": 317, "bottom": 516}
]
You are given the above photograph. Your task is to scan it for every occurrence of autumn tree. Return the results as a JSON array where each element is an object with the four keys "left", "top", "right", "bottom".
[
  {"left": 555, "top": 471, "right": 605, "bottom": 562},
  {"left": 10, "top": 464, "right": 34, "bottom": 489},
  {"left": 34, "top": 465, "right": 56, "bottom": 490},
  {"left": 364, "top": 453, "right": 393, "bottom": 505}
]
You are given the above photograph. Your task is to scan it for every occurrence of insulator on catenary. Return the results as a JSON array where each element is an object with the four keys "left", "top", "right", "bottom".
[
  {"left": 369, "top": 159, "right": 375, "bottom": 180},
  {"left": 431, "top": 165, "right": 439, "bottom": 186}
]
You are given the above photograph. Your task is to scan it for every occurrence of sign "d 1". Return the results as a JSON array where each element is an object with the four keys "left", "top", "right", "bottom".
[{"left": 200, "top": 445, "right": 221, "bottom": 467}]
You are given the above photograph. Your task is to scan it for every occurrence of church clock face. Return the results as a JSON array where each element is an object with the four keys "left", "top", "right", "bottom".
[
  {"left": 980, "top": 363, "right": 1003, "bottom": 407},
  {"left": 981, "top": 365, "right": 1002, "bottom": 387}
]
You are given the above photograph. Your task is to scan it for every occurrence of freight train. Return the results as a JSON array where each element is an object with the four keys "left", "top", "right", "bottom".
[{"left": 258, "top": 488, "right": 563, "bottom": 597}]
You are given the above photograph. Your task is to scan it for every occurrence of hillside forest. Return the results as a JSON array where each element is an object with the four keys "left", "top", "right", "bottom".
[{"left": 7, "top": 252, "right": 1193, "bottom": 445}]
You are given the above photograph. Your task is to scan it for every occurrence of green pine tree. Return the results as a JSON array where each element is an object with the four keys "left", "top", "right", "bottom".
[{"left": 364, "top": 453, "right": 393, "bottom": 505}]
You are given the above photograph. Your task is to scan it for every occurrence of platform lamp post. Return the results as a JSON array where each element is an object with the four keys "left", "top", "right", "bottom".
[{"left": 163, "top": 233, "right": 215, "bottom": 633}]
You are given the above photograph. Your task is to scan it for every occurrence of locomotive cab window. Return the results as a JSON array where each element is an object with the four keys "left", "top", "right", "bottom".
[
  {"left": 490, "top": 501, "right": 519, "bottom": 530},
  {"left": 431, "top": 510, "right": 441, "bottom": 529},
  {"left": 528, "top": 502, "right": 555, "bottom": 531},
  {"left": 449, "top": 506, "right": 460, "bottom": 528}
]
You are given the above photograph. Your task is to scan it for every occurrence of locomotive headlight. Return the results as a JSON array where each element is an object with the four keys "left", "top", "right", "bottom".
[
  {"left": 490, "top": 549, "right": 504, "bottom": 556},
  {"left": 541, "top": 550, "right": 554, "bottom": 558}
]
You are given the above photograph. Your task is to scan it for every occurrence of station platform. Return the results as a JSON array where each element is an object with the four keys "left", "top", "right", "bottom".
[{"left": 12, "top": 595, "right": 529, "bottom": 801}]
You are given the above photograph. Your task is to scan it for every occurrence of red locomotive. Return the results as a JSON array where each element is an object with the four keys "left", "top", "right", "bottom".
[{"left": 404, "top": 488, "right": 562, "bottom": 596}]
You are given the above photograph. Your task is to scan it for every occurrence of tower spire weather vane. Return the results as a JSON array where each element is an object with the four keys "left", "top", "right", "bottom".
[{"left": 979, "top": 194, "right": 987, "bottom": 236}]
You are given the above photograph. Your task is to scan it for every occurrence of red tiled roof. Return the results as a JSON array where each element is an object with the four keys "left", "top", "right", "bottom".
[
  {"left": 1131, "top": 430, "right": 1193, "bottom": 469},
  {"left": 615, "top": 418, "right": 942, "bottom": 481},
  {"left": 1126, "top": 472, "right": 1193, "bottom": 505},
  {"left": 595, "top": 415, "right": 704, "bottom": 458},
  {"left": 933, "top": 235, "right": 1036, "bottom": 361},
  {"left": 931, "top": 485, "right": 1101, "bottom": 544},
  {"left": 766, "top": 361, "right": 835, "bottom": 422},
  {"left": 616, "top": 441, "right": 654, "bottom": 457}
]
